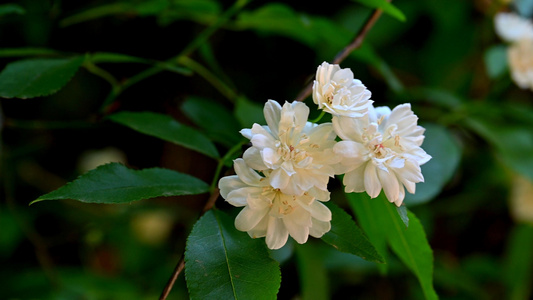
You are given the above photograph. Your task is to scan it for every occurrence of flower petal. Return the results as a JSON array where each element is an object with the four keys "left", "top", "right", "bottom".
[
  {"left": 378, "top": 167, "right": 400, "bottom": 204},
  {"left": 364, "top": 163, "right": 382, "bottom": 198},
  {"left": 233, "top": 158, "right": 263, "bottom": 186},
  {"left": 266, "top": 216, "right": 289, "bottom": 250},
  {"left": 264, "top": 100, "right": 282, "bottom": 137},
  {"left": 235, "top": 206, "right": 269, "bottom": 232},
  {"left": 309, "top": 219, "right": 331, "bottom": 238}
]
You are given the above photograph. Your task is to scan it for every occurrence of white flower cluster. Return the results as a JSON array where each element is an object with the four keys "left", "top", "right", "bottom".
[
  {"left": 219, "top": 62, "right": 430, "bottom": 249},
  {"left": 494, "top": 12, "right": 533, "bottom": 90}
]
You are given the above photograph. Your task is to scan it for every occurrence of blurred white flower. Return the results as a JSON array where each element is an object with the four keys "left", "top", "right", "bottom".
[
  {"left": 240, "top": 100, "right": 340, "bottom": 196},
  {"left": 312, "top": 61, "right": 372, "bottom": 117},
  {"left": 508, "top": 38, "right": 533, "bottom": 90},
  {"left": 509, "top": 174, "right": 533, "bottom": 224},
  {"left": 494, "top": 12, "right": 533, "bottom": 43},
  {"left": 218, "top": 159, "right": 332, "bottom": 250},
  {"left": 333, "top": 104, "right": 431, "bottom": 206}
]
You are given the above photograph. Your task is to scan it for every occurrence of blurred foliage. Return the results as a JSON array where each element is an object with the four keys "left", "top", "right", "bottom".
[{"left": 1, "top": 0, "right": 533, "bottom": 299}]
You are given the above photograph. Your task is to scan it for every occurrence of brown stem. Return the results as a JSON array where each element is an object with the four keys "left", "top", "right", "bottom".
[
  {"left": 295, "top": 7, "right": 386, "bottom": 102},
  {"left": 159, "top": 188, "right": 221, "bottom": 300}
]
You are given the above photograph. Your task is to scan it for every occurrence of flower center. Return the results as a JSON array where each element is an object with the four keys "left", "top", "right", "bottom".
[
  {"left": 264, "top": 188, "right": 296, "bottom": 216},
  {"left": 275, "top": 139, "right": 313, "bottom": 168}
]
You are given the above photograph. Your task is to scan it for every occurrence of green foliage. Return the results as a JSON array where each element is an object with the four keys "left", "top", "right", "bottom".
[
  {"left": 404, "top": 124, "right": 461, "bottom": 206},
  {"left": 0, "top": 3, "right": 25, "bottom": 16},
  {"left": 504, "top": 223, "right": 533, "bottom": 300},
  {"left": 181, "top": 97, "right": 243, "bottom": 148},
  {"left": 348, "top": 193, "right": 438, "bottom": 300},
  {"left": 185, "top": 209, "right": 281, "bottom": 300},
  {"left": 484, "top": 45, "right": 508, "bottom": 79},
  {"left": 322, "top": 202, "right": 385, "bottom": 263},
  {"left": 31, "top": 163, "right": 209, "bottom": 204},
  {"left": 234, "top": 96, "right": 265, "bottom": 128},
  {"left": 0, "top": 57, "right": 84, "bottom": 99},
  {"left": 296, "top": 242, "right": 329, "bottom": 300},
  {"left": 109, "top": 111, "right": 220, "bottom": 159},
  {"left": 351, "top": 0, "right": 406, "bottom": 21}
]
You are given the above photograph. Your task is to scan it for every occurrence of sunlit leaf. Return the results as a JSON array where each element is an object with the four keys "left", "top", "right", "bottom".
[
  {"left": 181, "top": 97, "right": 243, "bottom": 148},
  {"left": 0, "top": 57, "right": 84, "bottom": 99},
  {"left": 404, "top": 123, "right": 461, "bottom": 206},
  {"left": 185, "top": 210, "right": 281, "bottom": 299},
  {"left": 109, "top": 111, "right": 219, "bottom": 159},
  {"left": 351, "top": 0, "right": 406, "bottom": 21},
  {"left": 348, "top": 193, "right": 438, "bottom": 300},
  {"left": 31, "top": 163, "right": 209, "bottom": 205},
  {"left": 484, "top": 45, "right": 508, "bottom": 79},
  {"left": 322, "top": 202, "right": 385, "bottom": 263},
  {"left": 296, "top": 242, "right": 329, "bottom": 300}
]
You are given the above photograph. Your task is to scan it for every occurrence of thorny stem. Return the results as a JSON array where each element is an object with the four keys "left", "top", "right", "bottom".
[{"left": 295, "top": 4, "right": 388, "bottom": 102}]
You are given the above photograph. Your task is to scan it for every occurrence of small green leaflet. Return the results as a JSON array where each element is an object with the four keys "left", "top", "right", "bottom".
[
  {"left": 348, "top": 193, "right": 438, "bottom": 300},
  {"left": 352, "top": 0, "right": 406, "bottom": 22},
  {"left": 30, "top": 163, "right": 209, "bottom": 205},
  {"left": 185, "top": 210, "right": 281, "bottom": 300},
  {"left": 321, "top": 202, "right": 385, "bottom": 263},
  {"left": 108, "top": 111, "right": 219, "bottom": 159},
  {"left": 0, "top": 56, "right": 84, "bottom": 99}
]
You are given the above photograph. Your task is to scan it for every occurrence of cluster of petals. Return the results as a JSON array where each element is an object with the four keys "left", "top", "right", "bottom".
[
  {"left": 332, "top": 104, "right": 431, "bottom": 207},
  {"left": 312, "top": 62, "right": 373, "bottom": 117},
  {"left": 219, "top": 62, "right": 430, "bottom": 249},
  {"left": 494, "top": 12, "right": 533, "bottom": 90},
  {"left": 240, "top": 100, "right": 340, "bottom": 196},
  {"left": 219, "top": 159, "right": 332, "bottom": 250},
  {"left": 219, "top": 99, "right": 339, "bottom": 249}
]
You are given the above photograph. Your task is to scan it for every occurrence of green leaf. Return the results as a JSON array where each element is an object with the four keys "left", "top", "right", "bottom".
[
  {"left": 404, "top": 124, "right": 461, "bottom": 206},
  {"left": 234, "top": 96, "right": 265, "bottom": 128},
  {"left": 0, "top": 47, "right": 60, "bottom": 58},
  {"left": 515, "top": 0, "right": 533, "bottom": 18},
  {"left": 185, "top": 210, "right": 281, "bottom": 300},
  {"left": 0, "top": 56, "right": 84, "bottom": 99},
  {"left": 109, "top": 111, "right": 219, "bottom": 159},
  {"left": 296, "top": 242, "right": 329, "bottom": 300},
  {"left": 348, "top": 193, "right": 438, "bottom": 300},
  {"left": 0, "top": 3, "right": 25, "bottom": 16},
  {"left": 31, "top": 163, "right": 209, "bottom": 205},
  {"left": 466, "top": 118, "right": 533, "bottom": 181},
  {"left": 321, "top": 202, "right": 385, "bottom": 263},
  {"left": 89, "top": 52, "right": 151, "bottom": 64},
  {"left": 181, "top": 97, "right": 243, "bottom": 148},
  {"left": 504, "top": 223, "right": 533, "bottom": 300},
  {"left": 351, "top": 0, "right": 406, "bottom": 22},
  {"left": 484, "top": 45, "right": 508, "bottom": 79},
  {"left": 396, "top": 205, "right": 409, "bottom": 227},
  {"left": 60, "top": 3, "right": 135, "bottom": 27}
]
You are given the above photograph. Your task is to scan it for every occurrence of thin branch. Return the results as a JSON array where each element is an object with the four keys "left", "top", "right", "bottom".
[{"left": 295, "top": 7, "right": 386, "bottom": 102}]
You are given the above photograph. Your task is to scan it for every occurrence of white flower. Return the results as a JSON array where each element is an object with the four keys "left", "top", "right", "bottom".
[
  {"left": 508, "top": 38, "right": 533, "bottom": 90},
  {"left": 333, "top": 104, "right": 431, "bottom": 206},
  {"left": 494, "top": 12, "right": 533, "bottom": 43},
  {"left": 218, "top": 159, "right": 332, "bottom": 250},
  {"left": 241, "top": 100, "right": 340, "bottom": 196},
  {"left": 312, "top": 61, "right": 373, "bottom": 117}
]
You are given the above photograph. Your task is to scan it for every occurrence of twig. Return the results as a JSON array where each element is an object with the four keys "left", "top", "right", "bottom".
[
  {"left": 158, "top": 188, "right": 221, "bottom": 300},
  {"left": 295, "top": 7, "right": 386, "bottom": 102}
]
